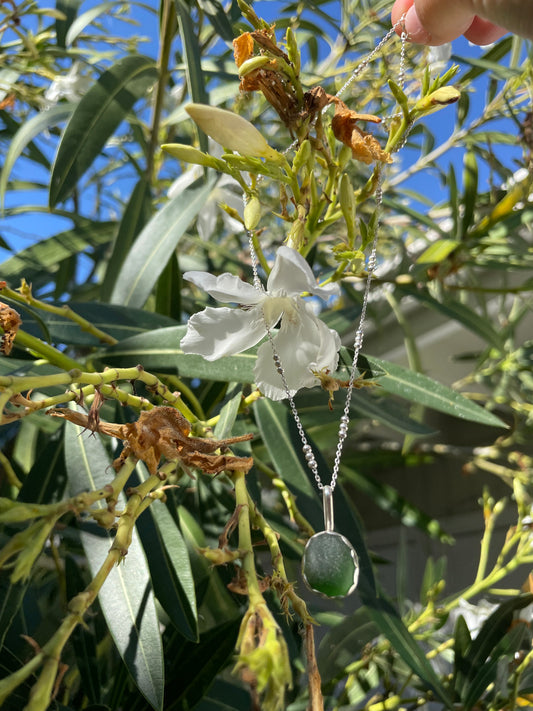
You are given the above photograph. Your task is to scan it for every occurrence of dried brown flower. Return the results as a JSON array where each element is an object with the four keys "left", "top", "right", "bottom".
[
  {"left": 0, "top": 302, "right": 21, "bottom": 355},
  {"left": 49, "top": 406, "right": 253, "bottom": 476},
  {"left": 331, "top": 98, "right": 392, "bottom": 165}
]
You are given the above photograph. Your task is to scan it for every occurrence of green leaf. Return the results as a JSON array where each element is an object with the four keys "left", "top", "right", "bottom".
[
  {"left": 350, "top": 389, "right": 435, "bottom": 436},
  {"left": 163, "top": 618, "right": 241, "bottom": 710},
  {"left": 253, "top": 398, "right": 318, "bottom": 504},
  {"left": 97, "top": 325, "right": 257, "bottom": 382},
  {"left": 461, "top": 150, "right": 478, "bottom": 237},
  {"left": 465, "top": 623, "right": 527, "bottom": 709},
  {"left": 110, "top": 179, "right": 214, "bottom": 308},
  {"left": 397, "top": 286, "right": 504, "bottom": 351},
  {"left": 49, "top": 55, "right": 158, "bottom": 206},
  {"left": 318, "top": 608, "right": 378, "bottom": 683},
  {"left": 365, "top": 597, "right": 453, "bottom": 708},
  {"left": 0, "top": 221, "right": 116, "bottom": 284},
  {"left": 175, "top": 0, "right": 209, "bottom": 151},
  {"left": 55, "top": 0, "right": 82, "bottom": 47},
  {"left": 214, "top": 387, "right": 244, "bottom": 439},
  {"left": 455, "top": 594, "right": 533, "bottom": 705},
  {"left": 20, "top": 302, "right": 177, "bottom": 347},
  {"left": 357, "top": 354, "right": 506, "bottom": 428},
  {"left": 1, "top": 103, "right": 75, "bottom": 212},
  {"left": 0, "top": 572, "right": 26, "bottom": 650},
  {"left": 64, "top": 1, "right": 118, "bottom": 46},
  {"left": 416, "top": 238, "right": 460, "bottom": 264},
  {"left": 135, "top": 491, "right": 198, "bottom": 642},
  {"left": 18, "top": 436, "right": 67, "bottom": 505},
  {"left": 456, "top": 36, "right": 513, "bottom": 85},
  {"left": 155, "top": 254, "right": 182, "bottom": 320},
  {"left": 196, "top": 0, "right": 235, "bottom": 42},
  {"left": 101, "top": 177, "right": 153, "bottom": 302},
  {"left": 63, "top": 414, "right": 164, "bottom": 711},
  {"left": 193, "top": 679, "right": 251, "bottom": 711}
]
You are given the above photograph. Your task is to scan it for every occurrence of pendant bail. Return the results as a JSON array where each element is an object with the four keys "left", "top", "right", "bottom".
[{"left": 323, "top": 485, "right": 334, "bottom": 532}]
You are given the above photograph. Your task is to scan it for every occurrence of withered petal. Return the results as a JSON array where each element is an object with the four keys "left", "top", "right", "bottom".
[{"left": 233, "top": 32, "right": 254, "bottom": 67}]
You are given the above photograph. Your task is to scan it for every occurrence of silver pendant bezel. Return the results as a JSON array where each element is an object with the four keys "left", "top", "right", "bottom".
[{"left": 302, "top": 530, "right": 359, "bottom": 599}]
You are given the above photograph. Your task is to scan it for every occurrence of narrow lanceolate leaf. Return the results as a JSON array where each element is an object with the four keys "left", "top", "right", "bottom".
[
  {"left": 49, "top": 55, "right": 158, "bottom": 206},
  {"left": 0, "top": 103, "right": 75, "bottom": 211},
  {"left": 110, "top": 179, "right": 214, "bottom": 308},
  {"left": 63, "top": 413, "right": 164, "bottom": 711},
  {"left": 214, "top": 388, "right": 244, "bottom": 439},
  {"left": 55, "top": 0, "right": 82, "bottom": 48},
  {"left": 356, "top": 354, "right": 506, "bottom": 428},
  {"left": 364, "top": 597, "right": 453, "bottom": 708},
  {"left": 397, "top": 286, "right": 504, "bottom": 351},
  {"left": 0, "top": 221, "right": 116, "bottom": 284},
  {"left": 101, "top": 177, "right": 153, "bottom": 301},
  {"left": 175, "top": 0, "right": 209, "bottom": 152},
  {"left": 97, "top": 325, "right": 257, "bottom": 382},
  {"left": 135, "top": 485, "right": 198, "bottom": 641},
  {"left": 196, "top": 0, "right": 235, "bottom": 42},
  {"left": 64, "top": 1, "right": 117, "bottom": 46},
  {"left": 455, "top": 594, "right": 533, "bottom": 704},
  {"left": 253, "top": 399, "right": 318, "bottom": 504}
]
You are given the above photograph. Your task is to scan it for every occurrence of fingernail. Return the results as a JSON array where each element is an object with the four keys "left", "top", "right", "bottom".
[{"left": 403, "top": 5, "right": 432, "bottom": 43}]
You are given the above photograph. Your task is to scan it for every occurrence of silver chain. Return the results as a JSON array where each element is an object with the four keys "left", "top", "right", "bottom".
[{"left": 247, "top": 18, "right": 407, "bottom": 492}]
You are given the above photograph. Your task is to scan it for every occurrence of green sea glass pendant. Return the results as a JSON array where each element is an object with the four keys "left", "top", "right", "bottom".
[{"left": 302, "top": 486, "right": 359, "bottom": 598}]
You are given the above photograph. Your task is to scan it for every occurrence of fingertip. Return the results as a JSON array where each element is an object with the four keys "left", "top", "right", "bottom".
[
  {"left": 463, "top": 17, "right": 507, "bottom": 45},
  {"left": 403, "top": 4, "right": 433, "bottom": 44},
  {"left": 391, "top": 0, "right": 414, "bottom": 29}
]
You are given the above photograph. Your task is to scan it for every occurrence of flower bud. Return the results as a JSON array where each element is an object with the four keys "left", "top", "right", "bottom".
[
  {"left": 198, "top": 546, "right": 241, "bottom": 564},
  {"left": 339, "top": 172, "right": 356, "bottom": 236},
  {"left": 186, "top": 104, "right": 282, "bottom": 162},
  {"left": 412, "top": 86, "right": 460, "bottom": 118},
  {"left": 238, "top": 56, "right": 271, "bottom": 77},
  {"left": 161, "top": 143, "right": 223, "bottom": 168},
  {"left": 292, "top": 139, "right": 311, "bottom": 173},
  {"left": 286, "top": 205, "right": 307, "bottom": 250},
  {"left": 244, "top": 195, "right": 261, "bottom": 230},
  {"left": 285, "top": 27, "right": 300, "bottom": 75},
  {"left": 91, "top": 509, "right": 117, "bottom": 529}
]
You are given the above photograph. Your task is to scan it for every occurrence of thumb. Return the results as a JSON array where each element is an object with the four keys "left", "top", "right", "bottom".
[{"left": 402, "top": 0, "right": 533, "bottom": 44}]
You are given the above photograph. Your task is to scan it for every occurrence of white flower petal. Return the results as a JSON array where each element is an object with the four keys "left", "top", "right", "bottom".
[
  {"left": 184, "top": 271, "right": 261, "bottom": 305},
  {"left": 267, "top": 246, "right": 339, "bottom": 300},
  {"left": 254, "top": 303, "right": 340, "bottom": 400},
  {"left": 196, "top": 204, "right": 217, "bottom": 241},
  {"left": 180, "top": 306, "right": 266, "bottom": 360}
]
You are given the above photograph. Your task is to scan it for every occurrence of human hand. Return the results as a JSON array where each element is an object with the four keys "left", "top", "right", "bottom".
[{"left": 391, "top": 0, "right": 533, "bottom": 45}]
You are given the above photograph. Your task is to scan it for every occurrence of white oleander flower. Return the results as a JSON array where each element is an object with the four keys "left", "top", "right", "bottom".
[
  {"left": 180, "top": 246, "right": 341, "bottom": 400},
  {"left": 44, "top": 62, "right": 91, "bottom": 107},
  {"left": 427, "top": 43, "right": 452, "bottom": 74}
]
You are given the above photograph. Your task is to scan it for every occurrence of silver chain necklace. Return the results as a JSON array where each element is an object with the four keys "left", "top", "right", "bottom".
[{"left": 246, "top": 18, "right": 408, "bottom": 598}]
